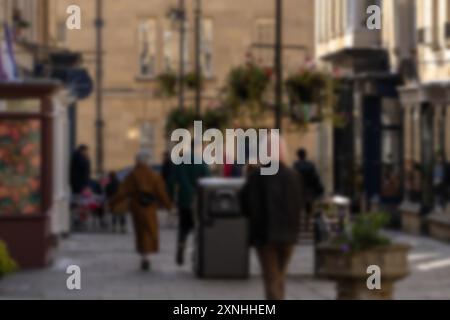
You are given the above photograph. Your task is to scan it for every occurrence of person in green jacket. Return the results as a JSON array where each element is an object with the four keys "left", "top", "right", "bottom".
[{"left": 168, "top": 145, "right": 210, "bottom": 266}]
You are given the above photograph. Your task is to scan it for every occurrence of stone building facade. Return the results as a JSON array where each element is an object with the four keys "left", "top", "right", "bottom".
[
  {"left": 45, "top": 0, "right": 317, "bottom": 173},
  {"left": 315, "top": 0, "right": 417, "bottom": 211},
  {"left": 399, "top": 0, "right": 450, "bottom": 237}
]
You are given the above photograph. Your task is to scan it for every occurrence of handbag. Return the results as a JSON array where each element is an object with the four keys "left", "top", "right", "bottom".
[
  {"left": 137, "top": 191, "right": 156, "bottom": 208},
  {"left": 131, "top": 169, "right": 157, "bottom": 208}
]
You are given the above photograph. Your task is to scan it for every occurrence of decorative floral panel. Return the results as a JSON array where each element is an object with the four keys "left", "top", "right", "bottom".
[{"left": 0, "top": 119, "right": 41, "bottom": 215}]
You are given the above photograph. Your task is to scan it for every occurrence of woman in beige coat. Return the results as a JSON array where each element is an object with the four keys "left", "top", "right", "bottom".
[{"left": 110, "top": 152, "right": 173, "bottom": 271}]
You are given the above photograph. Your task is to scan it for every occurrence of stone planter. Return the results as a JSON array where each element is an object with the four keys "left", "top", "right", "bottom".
[
  {"left": 428, "top": 214, "right": 450, "bottom": 242},
  {"left": 400, "top": 201, "right": 422, "bottom": 235},
  {"left": 316, "top": 244, "right": 410, "bottom": 300}
]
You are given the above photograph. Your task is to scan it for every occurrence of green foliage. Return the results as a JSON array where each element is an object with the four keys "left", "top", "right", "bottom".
[
  {"left": 157, "top": 72, "right": 178, "bottom": 97},
  {"left": 334, "top": 212, "right": 392, "bottom": 252},
  {"left": 185, "top": 72, "right": 204, "bottom": 91},
  {"left": 0, "top": 240, "right": 17, "bottom": 278},
  {"left": 165, "top": 108, "right": 197, "bottom": 136},
  {"left": 165, "top": 107, "right": 230, "bottom": 136},
  {"left": 202, "top": 108, "right": 230, "bottom": 130},
  {"left": 226, "top": 64, "right": 271, "bottom": 106},
  {"left": 285, "top": 70, "right": 344, "bottom": 130},
  {"left": 285, "top": 70, "right": 327, "bottom": 104}
]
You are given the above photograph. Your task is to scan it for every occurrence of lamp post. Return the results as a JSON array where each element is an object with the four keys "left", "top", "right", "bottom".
[
  {"left": 274, "top": 0, "right": 283, "bottom": 131},
  {"left": 168, "top": 1, "right": 186, "bottom": 110},
  {"left": 95, "top": 0, "right": 104, "bottom": 177},
  {"left": 194, "top": 0, "right": 202, "bottom": 117},
  {"left": 179, "top": 0, "right": 186, "bottom": 110}
]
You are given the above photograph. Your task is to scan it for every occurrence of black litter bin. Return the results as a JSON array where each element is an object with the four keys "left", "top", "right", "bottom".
[{"left": 194, "top": 178, "right": 249, "bottom": 279}]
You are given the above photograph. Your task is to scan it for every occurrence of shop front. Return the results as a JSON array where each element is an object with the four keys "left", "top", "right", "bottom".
[
  {"left": 0, "top": 81, "right": 63, "bottom": 268},
  {"left": 333, "top": 73, "right": 403, "bottom": 217},
  {"left": 399, "top": 83, "right": 450, "bottom": 238}
]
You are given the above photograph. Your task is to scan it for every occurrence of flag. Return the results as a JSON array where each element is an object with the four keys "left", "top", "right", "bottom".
[
  {"left": 0, "top": 44, "right": 7, "bottom": 80},
  {"left": 0, "top": 23, "right": 18, "bottom": 81},
  {"left": 0, "top": 25, "right": 7, "bottom": 80}
]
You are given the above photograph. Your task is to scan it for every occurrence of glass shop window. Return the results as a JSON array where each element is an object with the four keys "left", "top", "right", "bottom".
[{"left": 381, "top": 99, "right": 402, "bottom": 198}]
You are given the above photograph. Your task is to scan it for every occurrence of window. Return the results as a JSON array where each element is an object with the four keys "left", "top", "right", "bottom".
[
  {"left": 140, "top": 122, "right": 156, "bottom": 164},
  {"left": 446, "top": 0, "right": 450, "bottom": 44},
  {"left": 163, "top": 19, "right": 189, "bottom": 73},
  {"left": 318, "top": 0, "right": 327, "bottom": 42},
  {"left": 255, "top": 19, "right": 275, "bottom": 67},
  {"left": 340, "top": 0, "right": 347, "bottom": 35},
  {"left": 56, "top": 20, "right": 67, "bottom": 45},
  {"left": 201, "top": 18, "right": 214, "bottom": 78},
  {"left": 380, "top": 99, "right": 402, "bottom": 199},
  {"left": 138, "top": 19, "right": 157, "bottom": 78},
  {"left": 431, "top": 0, "right": 440, "bottom": 49}
]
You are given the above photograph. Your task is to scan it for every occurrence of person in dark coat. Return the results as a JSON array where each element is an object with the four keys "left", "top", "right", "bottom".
[
  {"left": 240, "top": 135, "right": 303, "bottom": 300},
  {"left": 293, "top": 149, "right": 323, "bottom": 222},
  {"left": 167, "top": 143, "right": 211, "bottom": 266},
  {"left": 70, "top": 145, "right": 91, "bottom": 195},
  {"left": 161, "top": 152, "right": 172, "bottom": 183}
]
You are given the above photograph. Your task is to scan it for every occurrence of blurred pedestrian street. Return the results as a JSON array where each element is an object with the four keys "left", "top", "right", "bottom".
[{"left": 1, "top": 213, "right": 450, "bottom": 300}]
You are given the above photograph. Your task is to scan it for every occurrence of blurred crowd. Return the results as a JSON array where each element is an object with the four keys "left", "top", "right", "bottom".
[{"left": 69, "top": 135, "right": 324, "bottom": 300}]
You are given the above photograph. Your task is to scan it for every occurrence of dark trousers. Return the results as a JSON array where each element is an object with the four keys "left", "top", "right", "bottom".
[
  {"left": 112, "top": 214, "right": 126, "bottom": 229},
  {"left": 256, "top": 245, "right": 295, "bottom": 300},
  {"left": 177, "top": 207, "right": 194, "bottom": 246}
]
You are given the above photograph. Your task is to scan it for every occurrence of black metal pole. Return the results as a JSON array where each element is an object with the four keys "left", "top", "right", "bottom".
[
  {"left": 178, "top": 0, "right": 186, "bottom": 110},
  {"left": 275, "top": 0, "right": 283, "bottom": 130},
  {"left": 95, "top": 0, "right": 104, "bottom": 176},
  {"left": 194, "top": 0, "right": 202, "bottom": 117}
]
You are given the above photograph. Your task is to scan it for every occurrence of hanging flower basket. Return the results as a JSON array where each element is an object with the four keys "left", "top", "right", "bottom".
[
  {"left": 202, "top": 108, "right": 230, "bottom": 131},
  {"left": 185, "top": 72, "right": 204, "bottom": 91},
  {"left": 285, "top": 70, "right": 327, "bottom": 105},
  {"left": 157, "top": 72, "right": 178, "bottom": 97},
  {"left": 226, "top": 64, "right": 271, "bottom": 106},
  {"left": 165, "top": 108, "right": 197, "bottom": 136}
]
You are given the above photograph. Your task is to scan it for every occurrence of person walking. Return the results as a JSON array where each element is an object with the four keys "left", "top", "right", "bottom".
[
  {"left": 168, "top": 142, "right": 210, "bottom": 266},
  {"left": 105, "top": 171, "right": 127, "bottom": 233},
  {"left": 240, "top": 134, "right": 303, "bottom": 300},
  {"left": 293, "top": 149, "right": 323, "bottom": 222},
  {"left": 88, "top": 178, "right": 107, "bottom": 230},
  {"left": 161, "top": 151, "right": 172, "bottom": 183},
  {"left": 434, "top": 154, "right": 447, "bottom": 212},
  {"left": 70, "top": 145, "right": 92, "bottom": 230},
  {"left": 109, "top": 151, "right": 173, "bottom": 271},
  {"left": 70, "top": 145, "right": 91, "bottom": 195}
]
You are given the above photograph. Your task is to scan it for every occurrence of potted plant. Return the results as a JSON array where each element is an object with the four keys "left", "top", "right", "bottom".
[
  {"left": 157, "top": 72, "right": 178, "bottom": 97},
  {"left": 316, "top": 212, "right": 410, "bottom": 300},
  {"left": 0, "top": 240, "right": 17, "bottom": 280}
]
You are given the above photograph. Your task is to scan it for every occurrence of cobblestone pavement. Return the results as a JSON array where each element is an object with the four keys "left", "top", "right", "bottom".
[{"left": 1, "top": 214, "right": 450, "bottom": 300}]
